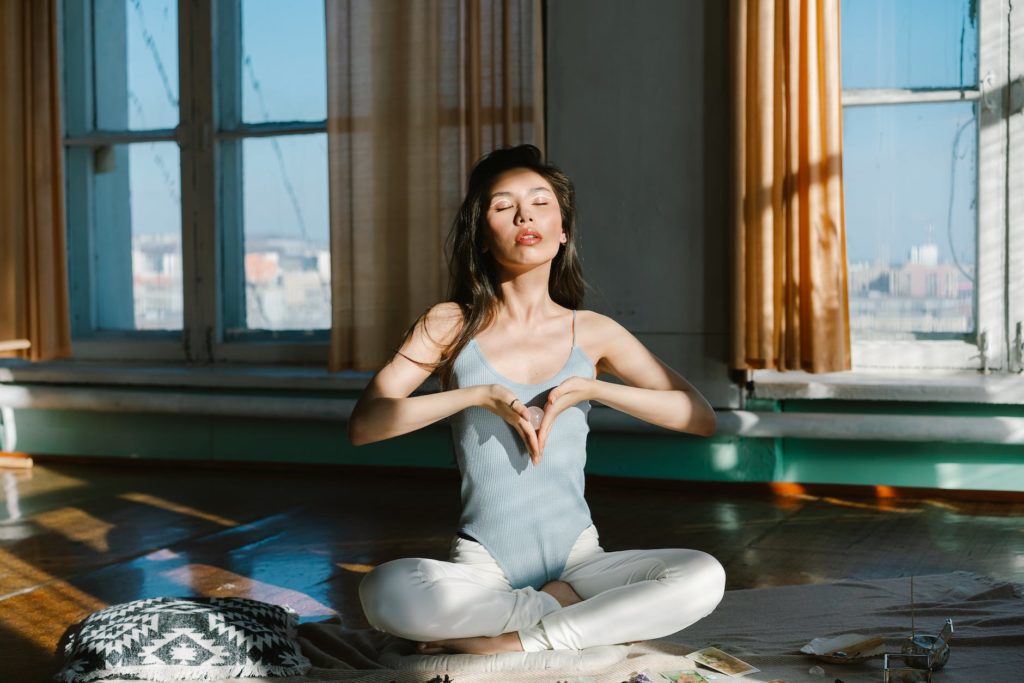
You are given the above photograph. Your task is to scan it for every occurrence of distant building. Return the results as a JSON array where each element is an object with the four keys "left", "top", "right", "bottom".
[{"left": 849, "top": 241, "right": 974, "bottom": 336}]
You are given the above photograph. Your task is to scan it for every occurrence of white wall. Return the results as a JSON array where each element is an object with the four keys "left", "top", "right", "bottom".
[{"left": 546, "top": 0, "right": 738, "bottom": 407}]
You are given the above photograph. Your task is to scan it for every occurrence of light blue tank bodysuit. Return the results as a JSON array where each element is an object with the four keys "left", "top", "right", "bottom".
[{"left": 449, "top": 310, "right": 595, "bottom": 590}]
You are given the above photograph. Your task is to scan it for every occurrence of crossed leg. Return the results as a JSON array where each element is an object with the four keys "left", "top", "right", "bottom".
[{"left": 358, "top": 530, "right": 725, "bottom": 654}]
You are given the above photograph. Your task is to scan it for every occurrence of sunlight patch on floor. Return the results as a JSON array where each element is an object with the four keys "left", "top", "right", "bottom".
[
  {"left": 160, "top": 563, "right": 337, "bottom": 618},
  {"left": 0, "top": 548, "right": 107, "bottom": 651},
  {"left": 118, "top": 492, "right": 238, "bottom": 527},
  {"left": 33, "top": 507, "right": 114, "bottom": 553}
]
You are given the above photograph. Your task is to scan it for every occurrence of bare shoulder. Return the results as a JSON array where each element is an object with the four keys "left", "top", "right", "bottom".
[
  {"left": 420, "top": 301, "right": 465, "bottom": 344},
  {"left": 574, "top": 310, "right": 631, "bottom": 369},
  {"left": 421, "top": 303, "right": 462, "bottom": 337},
  {"left": 576, "top": 309, "right": 628, "bottom": 340}
]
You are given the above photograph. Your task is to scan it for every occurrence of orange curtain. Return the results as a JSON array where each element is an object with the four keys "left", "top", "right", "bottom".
[
  {"left": 325, "top": 0, "right": 544, "bottom": 372},
  {"left": 0, "top": 0, "right": 70, "bottom": 362},
  {"left": 729, "top": 0, "right": 850, "bottom": 372}
]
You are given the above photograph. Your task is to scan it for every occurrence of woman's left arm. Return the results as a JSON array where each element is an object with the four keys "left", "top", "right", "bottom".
[{"left": 537, "top": 315, "right": 715, "bottom": 456}]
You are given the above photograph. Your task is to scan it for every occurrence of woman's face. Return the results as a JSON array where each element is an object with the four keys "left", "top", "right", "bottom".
[{"left": 482, "top": 168, "right": 566, "bottom": 271}]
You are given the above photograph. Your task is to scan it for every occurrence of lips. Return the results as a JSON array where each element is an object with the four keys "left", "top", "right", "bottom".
[{"left": 515, "top": 229, "right": 542, "bottom": 245}]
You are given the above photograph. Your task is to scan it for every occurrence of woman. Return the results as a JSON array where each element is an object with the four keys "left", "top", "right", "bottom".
[{"left": 349, "top": 145, "right": 724, "bottom": 655}]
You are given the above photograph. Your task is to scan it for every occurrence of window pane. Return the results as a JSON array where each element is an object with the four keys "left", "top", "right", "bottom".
[
  {"left": 843, "top": 102, "right": 977, "bottom": 338},
  {"left": 240, "top": 134, "right": 329, "bottom": 331},
  {"left": 91, "top": 142, "right": 182, "bottom": 331},
  {"left": 241, "top": 0, "right": 326, "bottom": 123},
  {"left": 841, "top": 0, "right": 978, "bottom": 89},
  {"left": 94, "top": 0, "right": 179, "bottom": 130}
]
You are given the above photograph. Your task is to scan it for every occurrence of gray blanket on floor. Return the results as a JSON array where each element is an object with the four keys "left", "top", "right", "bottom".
[{"left": 228, "top": 571, "right": 1024, "bottom": 683}]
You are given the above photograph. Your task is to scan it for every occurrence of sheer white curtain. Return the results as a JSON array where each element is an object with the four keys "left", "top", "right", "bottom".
[{"left": 326, "top": 0, "right": 544, "bottom": 371}]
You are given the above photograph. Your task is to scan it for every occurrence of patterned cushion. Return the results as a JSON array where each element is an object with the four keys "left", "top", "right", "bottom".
[{"left": 57, "top": 597, "right": 311, "bottom": 682}]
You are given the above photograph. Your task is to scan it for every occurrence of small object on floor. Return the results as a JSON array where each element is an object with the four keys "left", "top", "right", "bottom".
[
  {"left": 631, "top": 671, "right": 653, "bottom": 683},
  {"left": 686, "top": 647, "right": 759, "bottom": 677},
  {"left": 808, "top": 664, "right": 825, "bottom": 676},
  {"left": 0, "top": 452, "right": 32, "bottom": 469},
  {"left": 425, "top": 675, "right": 454, "bottom": 683},
  {"left": 882, "top": 654, "right": 933, "bottom": 682},
  {"left": 528, "top": 405, "right": 544, "bottom": 430},
  {"left": 901, "top": 618, "right": 953, "bottom": 670},
  {"left": 659, "top": 672, "right": 710, "bottom": 683},
  {"left": 801, "top": 633, "right": 886, "bottom": 663}
]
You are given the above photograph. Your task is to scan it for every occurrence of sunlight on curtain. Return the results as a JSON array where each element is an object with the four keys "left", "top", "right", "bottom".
[
  {"left": 0, "top": 0, "right": 70, "bottom": 361},
  {"left": 326, "top": 0, "right": 544, "bottom": 371},
  {"left": 730, "top": 0, "right": 851, "bottom": 372}
]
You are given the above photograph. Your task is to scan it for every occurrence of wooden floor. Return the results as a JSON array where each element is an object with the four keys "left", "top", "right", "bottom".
[{"left": 2, "top": 461, "right": 1023, "bottom": 682}]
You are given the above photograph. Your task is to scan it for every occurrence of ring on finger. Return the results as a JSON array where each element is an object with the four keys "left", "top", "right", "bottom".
[{"left": 509, "top": 398, "right": 519, "bottom": 409}]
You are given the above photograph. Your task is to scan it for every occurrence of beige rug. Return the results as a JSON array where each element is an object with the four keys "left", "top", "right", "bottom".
[{"left": 233, "top": 571, "right": 1024, "bottom": 683}]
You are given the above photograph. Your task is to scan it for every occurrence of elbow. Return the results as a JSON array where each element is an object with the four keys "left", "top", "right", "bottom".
[
  {"left": 686, "top": 407, "right": 716, "bottom": 437},
  {"left": 347, "top": 416, "right": 371, "bottom": 447},
  {"left": 700, "top": 409, "right": 717, "bottom": 437}
]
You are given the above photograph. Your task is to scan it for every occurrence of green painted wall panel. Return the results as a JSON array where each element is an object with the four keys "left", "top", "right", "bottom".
[
  {"left": 585, "top": 434, "right": 782, "bottom": 482},
  {"left": 7, "top": 397, "right": 1024, "bottom": 492},
  {"left": 13, "top": 408, "right": 213, "bottom": 460},
  {"left": 782, "top": 439, "right": 1024, "bottom": 491}
]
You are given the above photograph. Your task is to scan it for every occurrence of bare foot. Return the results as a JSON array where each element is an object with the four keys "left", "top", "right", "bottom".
[
  {"left": 416, "top": 631, "right": 523, "bottom": 655},
  {"left": 541, "top": 579, "right": 583, "bottom": 608}
]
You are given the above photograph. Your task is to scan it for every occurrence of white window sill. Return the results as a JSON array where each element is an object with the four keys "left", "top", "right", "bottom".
[
  {"left": 752, "top": 369, "right": 1024, "bottom": 404},
  {"left": 0, "top": 358, "right": 392, "bottom": 392}
]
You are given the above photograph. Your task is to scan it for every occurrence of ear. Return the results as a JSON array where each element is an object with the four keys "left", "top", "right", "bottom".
[{"left": 559, "top": 232, "right": 567, "bottom": 244}]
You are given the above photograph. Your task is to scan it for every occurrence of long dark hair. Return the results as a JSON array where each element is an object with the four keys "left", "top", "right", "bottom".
[{"left": 401, "top": 145, "right": 586, "bottom": 388}]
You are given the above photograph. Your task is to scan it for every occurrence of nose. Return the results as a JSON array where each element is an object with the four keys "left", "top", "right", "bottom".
[{"left": 515, "top": 207, "right": 533, "bottom": 224}]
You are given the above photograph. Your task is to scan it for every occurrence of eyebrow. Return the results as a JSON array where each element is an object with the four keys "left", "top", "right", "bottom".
[{"left": 489, "top": 187, "right": 553, "bottom": 200}]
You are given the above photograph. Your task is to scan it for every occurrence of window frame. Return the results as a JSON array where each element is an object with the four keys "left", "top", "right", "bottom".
[
  {"left": 61, "top": 0, "right": 331, "bottom": 364},
  {"left": 840, "top": 0, "right": 1010, "bottom": 372}
]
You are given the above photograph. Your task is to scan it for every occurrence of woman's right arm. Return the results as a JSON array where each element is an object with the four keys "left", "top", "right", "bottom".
[{"left": 347, "top": 303, "right": 540, "bottom": 459}]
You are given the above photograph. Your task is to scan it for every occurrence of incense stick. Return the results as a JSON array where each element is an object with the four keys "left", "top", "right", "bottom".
[{"left": 911, "top": 575, "right": 916, "bottom": 638}]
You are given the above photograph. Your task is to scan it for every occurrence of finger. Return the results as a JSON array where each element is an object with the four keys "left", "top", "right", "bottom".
[
  {"left": 526, "top": 421, "right": 541, "bottom": 463},
  {"left": 510, "top": 400, "right": 531, "bottom": 422},
  {"left": 520, "top": 420, "right": 541, "bottom": 464},
  {"left": 516, "top": 419, "right": 540, "bottom": 462}
]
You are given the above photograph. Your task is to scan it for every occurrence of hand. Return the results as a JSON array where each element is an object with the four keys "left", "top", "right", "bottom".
[
  {"left": 482, "top": 384, "right": 541, "bottom": 463},
  {"left": 536, "top": 376, "right": 597, "bottom": 461}
]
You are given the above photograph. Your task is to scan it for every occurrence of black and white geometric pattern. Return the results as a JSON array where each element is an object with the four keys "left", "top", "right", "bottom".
[{"left": 57, "top": 597, "right": 311, "bottom": 682}]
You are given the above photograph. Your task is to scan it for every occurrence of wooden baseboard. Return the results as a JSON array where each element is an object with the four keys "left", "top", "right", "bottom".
[
  {"left": 585, "top": 475, "right": 1024, "bottom": 504},
  {"left": 0, "top": 451, "right": 33, "bottom": 469},
  {"left": 22, "top": 452, "right": 1024, "bottom": 503}
]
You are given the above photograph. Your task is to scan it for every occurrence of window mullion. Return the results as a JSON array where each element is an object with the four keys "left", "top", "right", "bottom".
[
  {"left": 977, "top": 0, "right": 1010, "bottom": 370},
  {"left": 179, "top": 0, "right": 218, "bottom": 362},
  {"left": 62, "top": 0, "right": 96, "bottom": 338},
  {"left": 215, "top": 0, "right": 246, "bottom": 343},
  {"left": 843, "top": 88, "right": 982, "bottom": 107},
  {"left": 1008, "top": 0, "right": 1024, "bottom": 372}
]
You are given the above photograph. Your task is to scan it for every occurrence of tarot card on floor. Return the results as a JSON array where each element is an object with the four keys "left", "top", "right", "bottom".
[
  {"left": 659, "top": 671, "right": 711, "bottom": 683},
  {"left": 686, "top": 646, "right": 759, "bottom": 677}
]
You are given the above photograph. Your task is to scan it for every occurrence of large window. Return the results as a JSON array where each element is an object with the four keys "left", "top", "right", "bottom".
[
  {"left": 841, "top": 0, "right": 1020, "bottom": 371},
  {"left": 62, "top": 0, "right": 329, "bottom": 362}
]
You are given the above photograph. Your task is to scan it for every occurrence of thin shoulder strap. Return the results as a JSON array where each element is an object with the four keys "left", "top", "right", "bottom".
[{"left": 571, "top": 309, "right": 576, "bottom": 346}]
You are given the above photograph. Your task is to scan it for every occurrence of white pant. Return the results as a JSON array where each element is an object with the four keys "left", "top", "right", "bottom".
[{"left": 359, "top": 525, "right": 726, "bottom": 651}]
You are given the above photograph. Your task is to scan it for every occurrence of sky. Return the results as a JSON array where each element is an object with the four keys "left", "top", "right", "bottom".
[
  {"left": 840, "top": 0, "right": 978, "bottom": 268},
  {"left": 118, "top": 0, "right": 979, "bottom": 268},
  {"left": 124, "top": 0, "right": 328, "bottom": 247}
]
